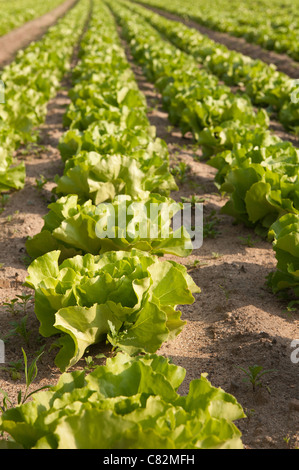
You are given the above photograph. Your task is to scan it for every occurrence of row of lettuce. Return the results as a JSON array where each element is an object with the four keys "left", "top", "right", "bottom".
[
  {"left": 132, "top": 0, "right": 299, "bottom": 132},
  {"left": 0, "top": 0, "right": 246, "bottom": 450},
  {"left": 0, "top": 0, "right": 89, "bottom": 195},
  {"left": 0, "top": 0, "right": 66, "bottom": 37},
  {"left": 107, "top": 0, "right": 299, "bottom": 300},
  {"left": 135, "top": 0, "right": 299, "bottom": 63}
]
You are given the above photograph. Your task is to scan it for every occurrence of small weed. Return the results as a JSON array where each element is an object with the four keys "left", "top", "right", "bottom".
[
  {"left": 187, "top": 259, "right": 200, "bottom": 270},
  {"left": 20, "top": 254, "right": 33, "bottom": 267},
  {"left": 84, "top": 353, "right": 106, "bottom": 371},
  {"left": 171, "top": 161, "right": 190, "bottom": 184},
  {"left": 19, "top": 348, "right": 49, "bottom": 404},
  {"left": 0, "top": 360, "right": 23, "bottom": 382},
  {"left": 185, "top": 259, "right": 208, "bottom": 271},
  {"left": 283, "top": 434, "right": 291, "bottom": 447},
  {"left": 2, "top": 298, "right": 20, "bottom": 315},
  {"left": 19, "top": 148, "right": 31, "bottom": 157},
  {"left": 212, "top": 252, "right": 222, "bottom": 259},
  {"left": 181, "top": 194, "right": 205, "bottom": 207},
  {"left": 4, "top": 210, "right": 19, "bottom": 223},
  {"left": 4, "top": 315, "right": 32, "bottom": 346},
  {"left": 2, "top": 294, "right": 33, "bottom": 316},
  {"left": 0, "top": 388, "right": 13, "bottom": 412},
  {"left": 219, "top": 284, "right": 230, "bottom": 300},
  {"left": 244, "top": 407, "right": 256, "bottom": 420},
  {"left": 284, "top": 300, "right": 299, "bottom": 313},
  {"left": 238, "top": 235, "right": 258, "bottom": 247},
  {"left": 0, "top": 194, "right": 10, "bottom": 214},
  {"left": 203, "top": 210, "right": 220, "bottom": 238},
  {"left": 237, "top": 364, "right": 276, "bottom": 392},
  {"left": 35, "top": 174, "right": 49, "bottom": 191},
  {"left": 16, "top": 294, "right": 33, "bottom": 314},
  {"left": 0, "top": 349, "right": 49, "bottom": 412},
  {"left": 19, "top": 143, "right": 47, "bottom": 157}
]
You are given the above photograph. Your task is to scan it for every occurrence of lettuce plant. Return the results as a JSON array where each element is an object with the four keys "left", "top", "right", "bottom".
[
  {"left": 26, "top": 194, "right": 193, "bottom": 261},
  {"left": 54, "top": 150, "right": 177, "bottom": 205},
  {"left": 0, "top": 352, "right": 245, "bottom": 449},
  {"left": 25, "top": 249, "right": 200, "bottom": 371}
]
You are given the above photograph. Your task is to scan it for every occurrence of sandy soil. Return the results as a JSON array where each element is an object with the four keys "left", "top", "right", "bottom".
[
  {"left": 0, "top": 6, "right": 298, "bottom": 450},
  {"left": 0, "top": 0, "right": 78, "bottom": 68}
]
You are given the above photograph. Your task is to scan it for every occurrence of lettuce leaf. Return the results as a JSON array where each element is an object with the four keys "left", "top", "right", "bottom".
[{"left": 267, "top": 213, "right": 299, "bottom": 297}]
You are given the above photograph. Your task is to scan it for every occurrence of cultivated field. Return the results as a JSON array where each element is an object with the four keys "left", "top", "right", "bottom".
[{"left": 0, "top": 0, "right": 298, "bottom": 450}]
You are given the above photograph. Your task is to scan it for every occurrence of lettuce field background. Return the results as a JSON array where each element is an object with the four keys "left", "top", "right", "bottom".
[{"left": 0, "top": 0, "right": 298, "bottom": 449}]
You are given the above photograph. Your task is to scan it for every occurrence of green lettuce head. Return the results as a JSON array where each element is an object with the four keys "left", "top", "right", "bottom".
[{"left": 25, "top": 249, "right": 200, "bottom": 371}]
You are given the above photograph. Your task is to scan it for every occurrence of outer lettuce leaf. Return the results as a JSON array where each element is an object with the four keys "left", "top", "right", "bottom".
[
  {"left": 0, "top": 152, "right": 25, "bottom": 191},
  {"left": 267, "top": 213, "right": 299, "bottom": 297}
]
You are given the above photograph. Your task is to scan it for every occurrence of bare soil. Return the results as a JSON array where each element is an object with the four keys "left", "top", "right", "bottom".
[{"left": 0, "top": 7, "right": 298, "bottom": 451}]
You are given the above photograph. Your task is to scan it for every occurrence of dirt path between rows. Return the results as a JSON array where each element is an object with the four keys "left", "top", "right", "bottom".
[
  {"left": 137, "top": 2, "right": 299, "bottom": 79},
  {"left": 0, "top": 0, "right": 78, "bottom": 68}
]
